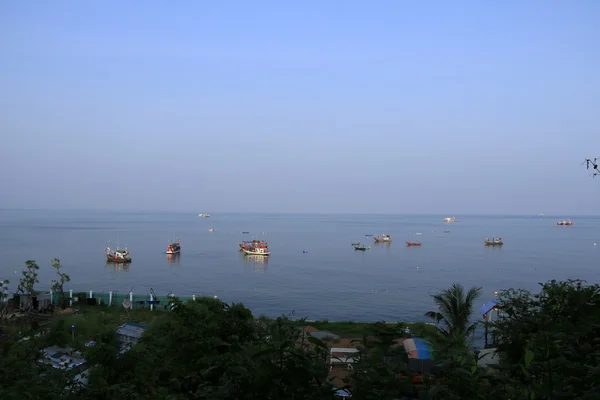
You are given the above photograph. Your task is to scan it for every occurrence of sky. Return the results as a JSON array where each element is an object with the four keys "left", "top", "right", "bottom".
[{"left": 0, "top": 0, "right": 599, "bottom": 215}]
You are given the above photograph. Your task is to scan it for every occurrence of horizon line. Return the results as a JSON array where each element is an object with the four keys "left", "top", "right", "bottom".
[{"left": 0, "top": 208, "right": 596, "bottom": 217}]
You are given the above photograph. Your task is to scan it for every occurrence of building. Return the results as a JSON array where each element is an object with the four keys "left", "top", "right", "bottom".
[
  {"left": 38, "top": 345, "right": 89, "bottom": 386},
  {"left": 115, "top": 322, "right": 147, "bottom": 352}
]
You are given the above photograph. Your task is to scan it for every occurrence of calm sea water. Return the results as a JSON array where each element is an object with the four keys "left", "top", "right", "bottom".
[{"left": 0, "top": 210, "right": 598, "bottom": 323}]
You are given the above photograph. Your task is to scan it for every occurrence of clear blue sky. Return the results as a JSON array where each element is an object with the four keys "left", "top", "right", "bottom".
[{"left": 1, "top": 1, "right": 599, "bottom": 214}]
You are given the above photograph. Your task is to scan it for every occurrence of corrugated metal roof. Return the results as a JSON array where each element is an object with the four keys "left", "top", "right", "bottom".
[
  {"left": 40, "top": 346, "right": 86, "bottom": 370},
  {"left": 116, "top": 322, "right": 146, "bottom": 339}
]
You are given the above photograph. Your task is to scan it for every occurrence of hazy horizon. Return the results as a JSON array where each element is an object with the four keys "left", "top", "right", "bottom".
[
  {"left": 1, "top": 1, "right": 599, "bottom": 215},
  {"left": 0, "top": 207, "right": 595, "bottom": 218}
]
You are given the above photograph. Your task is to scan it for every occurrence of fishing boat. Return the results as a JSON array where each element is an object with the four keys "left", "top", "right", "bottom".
[
  {"left": 208, "top": 228, "right": 214, "bottom": 232},
  {"left": 557, "top": 219, "right": 573, "bottom": 226},
  {"left": 242, "top": 242, "right": 270, "bottom": 256},
  {"left": 353, "top": 243, "right": 370, "bottom": 251},
  {"left": 351, "top": 242, "right": 361, "bottom": 246},
  {"left": 484, "top": 237, "right": 503, "bottom": 246},
  {"left": 198, "top": 213, "right": 211, "bottom": 218},
  {"left": 374, "top": 234, "right": 392, "bottom": 243},
  {"left": 166, "top": 239, "right": 181, "bottom": 255},
  {"left": 406, "top": 241, "right": 422, "bottom": 246},
  {"left": 444, "top": 216, "right": 456, "bottom": 223},
  {"left": 239, "top": 240, "right": 265, "bottom": 251},
  {"left": 105, "top": 246, "right": 132, "bottom": 263}
]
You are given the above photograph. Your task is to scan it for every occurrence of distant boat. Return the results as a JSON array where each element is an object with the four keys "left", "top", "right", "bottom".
[
  {"left": 557, "top": 219, "right": 573, "bottom": 226},
  {"left": 239, "top": 240, "right": 265, "bottom": 251},
  {"left": 198, "top": 213, "right": 211, "bottom": 218},
  {"left": 208, "top": 228, "right": 214, "bottom": 232},
  {"left": 106, "top": 246, "right": 132, "bottom": 263},
  {"left": 242, "top": 242, "right": 270, "bottom": 256},
  {"left": 539, "top": 213, "right": 544, "bottom": 217},
  {"left": 374, "top": 234, "right": 392, "bottom": 243},
  {"left": 444, "top": 217, "right": 456, "bottom": 223},
  {"left": 484, "top": 237, "right": 503, "bottom": 246},
  {"left": 166, "top": 239, "right": 181, "bottom": 255},
  {"left": 406, "top": 241, "right": 422, "bottom": 246},
  {"left": 241, "top": 231, "right": 250, "bottom": 234},
  {"left": 353, "top": 243, "right": 370, "bottom": 251}
]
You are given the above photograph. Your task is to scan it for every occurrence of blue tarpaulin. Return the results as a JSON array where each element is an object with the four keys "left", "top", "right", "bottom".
[
  {"left": 404, "top": 337, "right": 435, "bottom": 360},
  {"left": 480, "top": 300, "right": 498, "bottom": 315}
]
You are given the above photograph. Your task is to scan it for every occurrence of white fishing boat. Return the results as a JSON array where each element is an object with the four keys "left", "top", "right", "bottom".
[
  {"left": 198, "top": 213, "right": 211, "bottom": 218},
  {"left": 444, "top": 216, "right": 456, "bottom": 223}
]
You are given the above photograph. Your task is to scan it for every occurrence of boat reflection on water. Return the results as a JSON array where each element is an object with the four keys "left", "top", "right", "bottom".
[
  {"left": 373, "top": 241, "right": 391, "bottom": 246},
  {"left": 167, "top": 253, "right": 181, "bottom": 265},
  {"left": 105, "top": 261, "right": 130, "bottom": 272},
  {"left": 243, "top": 254, "right": 269, "bottom": 273}
]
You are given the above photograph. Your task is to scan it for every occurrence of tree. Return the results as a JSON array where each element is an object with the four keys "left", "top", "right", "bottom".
[
  {"left": 425, "top": 283, "right": 482, "bottom": 350},
  {"left": 490, "top": 279, "right": 600, "bottom": 399},
  {"left": 50, "top": 258, "right": 71, "bottom": 309},
  {"left": 16, "top": 260, "right": 40, "bottom": 310},
  {"left": 82, "top": 297, "right": 333, "bottom": 399},
  {"left": 0, "top": 279, "right": 9, "bottom": 319},
  {"left": 347, "top": 324, "right": 415, "bottom": 400}
]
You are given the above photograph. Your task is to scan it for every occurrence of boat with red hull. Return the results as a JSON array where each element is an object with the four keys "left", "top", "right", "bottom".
[
  {"left": 166, "top": 239, "right": 181, "bottom": 255},
  {"left": 406, "top": 241, "right": 422, "bottom": 246}
]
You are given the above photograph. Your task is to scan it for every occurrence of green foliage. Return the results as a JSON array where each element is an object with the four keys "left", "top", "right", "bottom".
[
  {"left": 0, "top": 279, "right": 9, "bottom": 318},
  {"left": 3, "top": 274, "right": 600, "bottom": 400},
  {"left": 490, "top": 279, "right": 600, "bottom": 399},
  {"left": 81, "top": 297, "right": 333, "bottom": 399},
  {"left": 425, "top": 283, "right": 482, "bottom": 351},
  {"left": 348, "top": 331, "right": 415, "bottom": 400},
  {"left": 50, "top": 258, "right": 71, "bottom": 309},
  {"left": 16, "top": 260, "right": 39, "bottom": 308}
]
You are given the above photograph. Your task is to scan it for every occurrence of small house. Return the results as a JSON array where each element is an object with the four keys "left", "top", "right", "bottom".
[
  {"left": 115, "top": 322, "right": 147, "bottom": 352},
  {"left": 38, "top": 345, "right": 89, "bottom": 386}
]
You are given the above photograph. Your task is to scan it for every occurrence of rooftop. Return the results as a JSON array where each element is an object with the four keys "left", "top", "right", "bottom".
[
  {"left": 39, "top": 346, "right": 86, "bottom": 371},
  {"left": 116, "top": 322, "right": 147, "bottom": 339}
]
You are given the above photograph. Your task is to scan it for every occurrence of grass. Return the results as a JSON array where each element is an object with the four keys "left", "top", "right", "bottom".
[{"left": 293, "top": 319, "right": 439, "bottom": 340}]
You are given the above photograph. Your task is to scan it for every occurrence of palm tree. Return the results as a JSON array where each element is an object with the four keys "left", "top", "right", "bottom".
[{"left": 425, "top": 283, "right": 482, "bottom": 341}]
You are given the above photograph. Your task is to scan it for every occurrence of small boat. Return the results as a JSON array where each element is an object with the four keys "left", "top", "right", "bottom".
[
  {"left": 198, "top": 213, "right": 211, "bottom": 218},
  {"left": 444, "top": 230, "right": 450, "bottom": 233},
  {"left": 406, "top": 241, "right": 422, "bottom": 246},
  {"left": 106, "top": 246, "right": 132, "bottom": 263},
  {"left": 351, "top": 242, "right": 361, "bottom": 246},
  {"left": 166, "top": 239, "right": 181, "bottom": 255},
  {"left": 484, "top": 237, "right": 503, "bottom": 246},
  {"left": 242, "top": 243, "right": 270, "bottom": 256},
  {"left": 241, "top": 231, "right": 250, "bottom": 234},
  {"left": 374, "top": 234, "right": 392, "bottom": 243},
  {"left": 239, "top": 240, "right": 265, "bottom": 251},
  {"left": 444, "top": 217, "right": 456, "bottom": 223},
  {"left": 557, "top": 219, "right": 573, "bottom": 226},
  {"left": 539, "top": 213, "right": 544, "bottom": 217},
  {"left": 365, "top": 234, "right": 373, "bottom": 237},
  {"left": 353, "top": 243, "right": 370, "bottom": 251},
  {"left": 208, "top": 228, "right": 214, "bottom": 232}
]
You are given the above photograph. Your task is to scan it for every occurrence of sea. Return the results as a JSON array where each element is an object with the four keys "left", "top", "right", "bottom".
[{"left": 0, "top": 210, "right": 598, "bottom": 324}]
